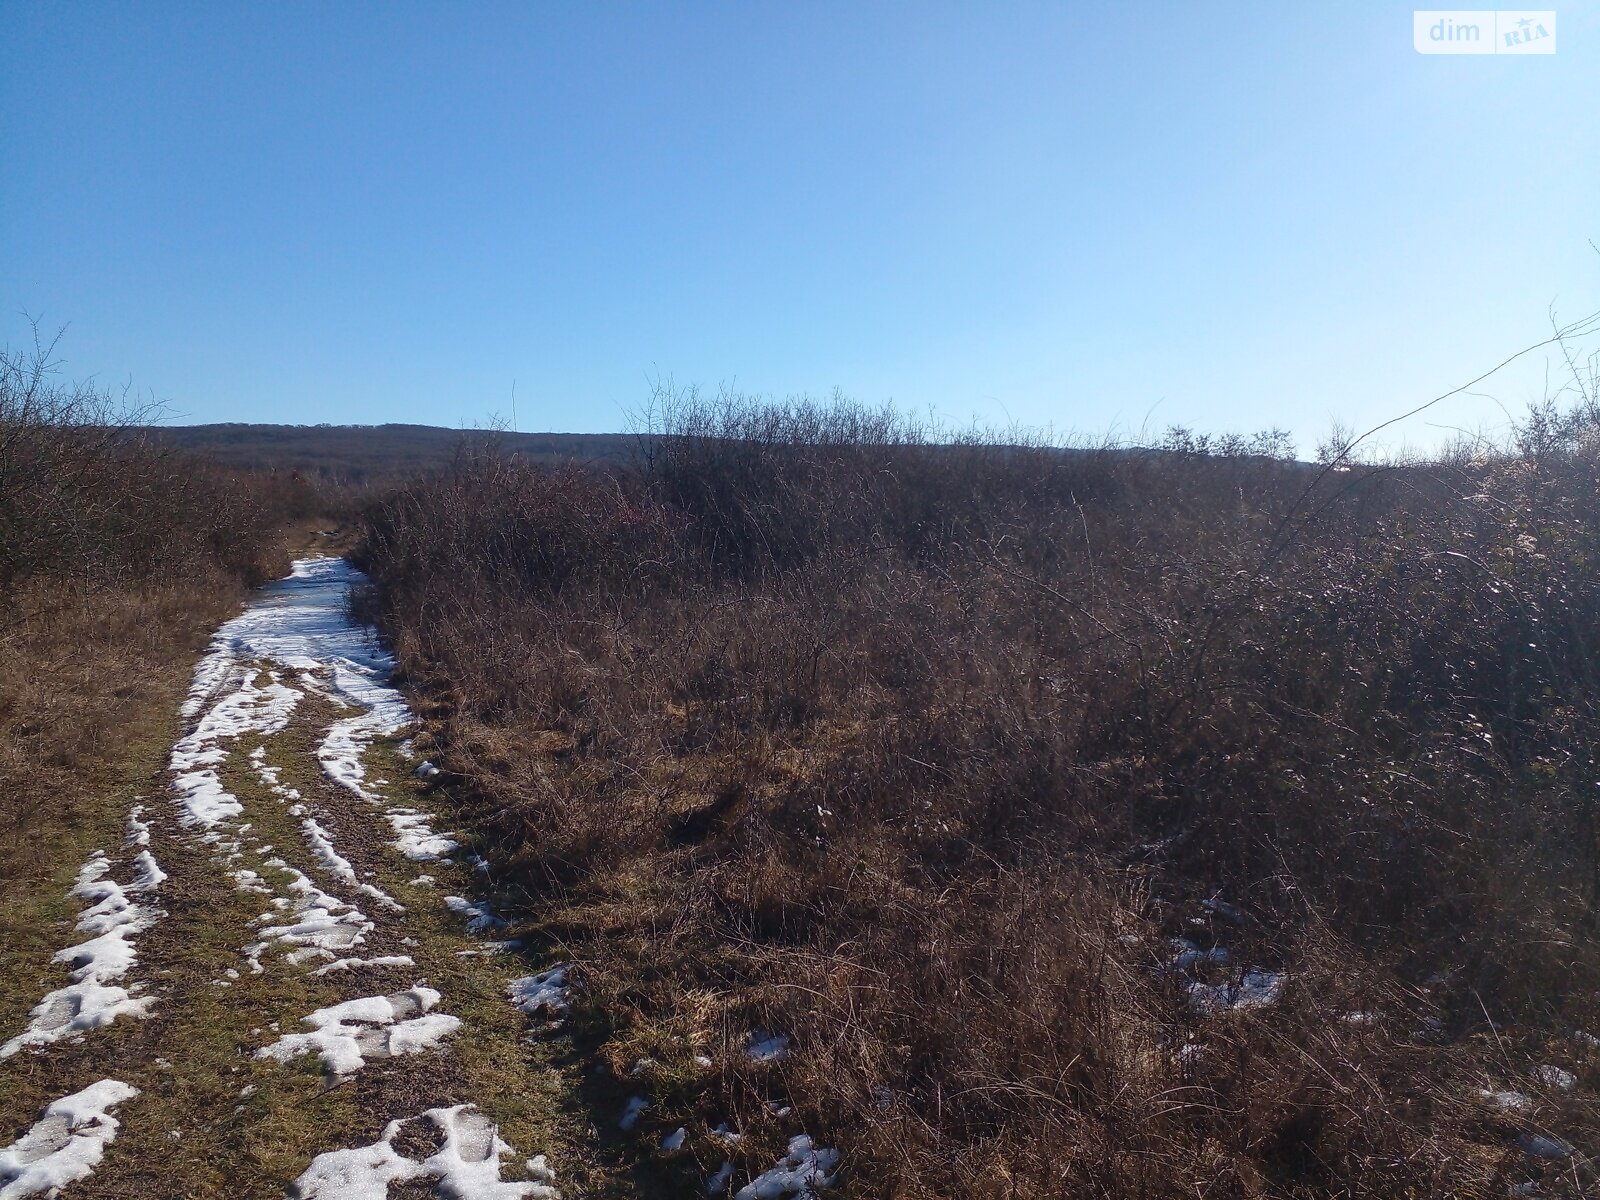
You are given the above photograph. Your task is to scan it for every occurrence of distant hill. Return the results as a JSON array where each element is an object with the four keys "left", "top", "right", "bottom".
[{"left": 148, "top": 423, "right": 639, "bottom": 481}]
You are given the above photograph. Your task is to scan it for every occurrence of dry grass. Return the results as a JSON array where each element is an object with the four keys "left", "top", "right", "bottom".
[
  {"left": 0, "top": 574, "right": 259, "bottom": 894},
  {"left": 0, "top": 335, "right": 365, "bottom": 886},
  {"left": 359, "top": 392, "right": 1600, "bottom": 1196}
]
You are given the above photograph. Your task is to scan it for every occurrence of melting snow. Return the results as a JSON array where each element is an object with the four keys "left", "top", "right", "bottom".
[
  {"left": 1478, "top": 1089, "right": 1532, "bottom": 1113},
  {"left": 2, "top": 848, "right": 164, "bottom": 1057},
  {"left": 457, "top": 940, "right": 521, "bottom": 958},
  {"left": 508, "top": 967, "right": 570, "bottom": 1017},
  {"left": 0, "top": 1080, "right": 137, "bottom": 1199},
  {"left": 230, "top": 868, "right": 273, "bottom": 896},
  {"left": 124, "top": 805, "right": 152, "bottom": 847},
  {"left": 173, "top": 560, "right": 451, "bottom": 887},
  {"left": 290, "top": 1105, "right": 556, "bottom": 1199},
  {"left": 310, "top": 955, "right": 416, "bottom": 977},
  {"left": 170, "top": 667, "right": 302, "bottom": 828},
  {"left": 1186, "top": 970, "right": 1285, "bottom": 1015},
  {"left": 735, "top": 1136, "right": 840, "bottom": 1200},
  {"left": 256, "top": 987, "right": 460, "bottom": 1076},
  {"left": 300, "top": 816, "right": 403, "bottom": 911},
  {"left": 446, "top": 896, "right": 506, "bottom": 935},
  {"left": 1169, "top": 938, "right": 1230, "bottom": 971},
  {"left": 1533, "top": 1065, "right": 1576, "bottom": 1091},
  {"left": 252, "top": 865, "right": 375, "bottom": 964},
  {"left": 745, "top": 1032, "right": 791, "bottom": 1064},
  {"left": 526, "top": 1155, "right": 556, "bottom": 1186},
  {"left": 619, "top": 1096, "right": 648, "bottom": 1131},
  {"left": 388, "top": 810, "right": 459, "bottom": 861}
]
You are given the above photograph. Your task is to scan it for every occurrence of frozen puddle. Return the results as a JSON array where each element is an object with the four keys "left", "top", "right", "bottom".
[
  {"left": 291, "top": 1105, "right": 557, "bottom": 1199},
  {"left": 0, "top": 1080, "right": 137, "bottom": 1199},
  {"left": 257, "top": 987, "right": 460, "bottom": 1077},
  {"left": 2, "top": 840, "right": 166, "bottom": 1057}
]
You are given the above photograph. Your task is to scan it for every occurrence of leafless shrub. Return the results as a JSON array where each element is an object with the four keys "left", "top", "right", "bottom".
[
  {"left": 360, "top": 382, "right": 1600, "bottom": 1195},
  {"left": 0, "top": 329, "right": 327, "bottom": 878}
]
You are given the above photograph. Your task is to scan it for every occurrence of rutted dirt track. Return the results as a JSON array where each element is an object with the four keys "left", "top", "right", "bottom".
[{"left": 0, "top": 558, "right": 580, "bottom": 1198}]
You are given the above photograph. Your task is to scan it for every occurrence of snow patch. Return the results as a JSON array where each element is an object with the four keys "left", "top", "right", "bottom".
[
  {"left": 447, "top": 896, "right": 506, "bottom": 935},
  {"left": 735, "top": 1136, "right": 840, "bottom": 1200},
  {"left": 252, "top": 865, "right": 375, "bottom": 964},
  {"left": 174, "top": 561, "right": 446, "bottom": 901},
  {"left": 124, "top": 804, "right": 152, "bottom": 847},
  {"left": 230, "top": 868, "right": 273, "bottom": 896},
  {"left": 746, "top": 1032, "right": 791, "bottom": 1064},
  {"left": 0, "top": 1080, "right": 137, "bottom": 1200},
  {"left": 1, "top": 849, "right": 164, "bottom": 1057},
  {"left": 170, "top": 666, "right": 302, "bottom": 828},
  {"left": 300, "top": 816, "right": 402, "bottom": 911},
  {"left": 388, "top": 810, "right": 459, "bottom": 861},
  {"left": 1533, "top": 1065, "right": 1576, "bottom": 1091},
  {"left": 290, "top": 1104, "right": 557, "bottom": 1199},
  {"left": 508, "top": 967, "right": 570, "bottom": 1017},
  {"left": 1168, "top": 938, "right": 1230, "bottom": 971},
  {"left": 1186, "top": 970, "right": 1286, "bottom": 1015},
  {"left": 1478, "top": 1089, "right": 1533, "bottom": 1113},
  {"left": 257, "top": 987, "right": 460, "bottom": 1076},
  {"left": 458, "top": 940, "right": 521, "bottom": 958},
  {"left": 310, "top": 955, "right": 417, "bottom": 977}
]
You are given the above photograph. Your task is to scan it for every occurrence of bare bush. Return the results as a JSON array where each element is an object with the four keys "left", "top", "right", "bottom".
[
  {"left": 359, "top": 386, "right": 1600, "bottom": 1196},
  {"left": 0, "top": 331, "right": 329, "bottom": 880}
]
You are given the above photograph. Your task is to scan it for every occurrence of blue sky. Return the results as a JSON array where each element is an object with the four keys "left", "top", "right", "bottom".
[{"left": 2, "top": 2, "right": 1595, "bottom": 452}]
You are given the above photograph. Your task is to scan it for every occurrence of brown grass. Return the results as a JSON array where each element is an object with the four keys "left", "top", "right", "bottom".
[
  {"left": 0, "top": 576, "right": 249, "bottom": 894},
  {"left": 358, "top": 389, "right": 1600, "bottom": 1197},
  {"left": 0, "top": 334, "right": 347, "bottom": 892}
]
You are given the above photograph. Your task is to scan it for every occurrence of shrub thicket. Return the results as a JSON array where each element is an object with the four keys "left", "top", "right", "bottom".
[
  {"left": 0, "top": 336, "right": 323, "bottom": 887},
  {"left": 360, "top": 385, "right": 1600, "bottom": 1197}
]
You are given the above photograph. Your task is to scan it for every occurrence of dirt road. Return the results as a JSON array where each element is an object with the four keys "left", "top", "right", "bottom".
[{"left": 1, "top": 557, "right": 574, "bottom": 1197}]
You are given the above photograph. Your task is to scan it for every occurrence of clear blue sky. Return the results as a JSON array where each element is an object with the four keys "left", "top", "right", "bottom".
[{"left": 2, "top": 2, "right": 1595, "bottom": 452}]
